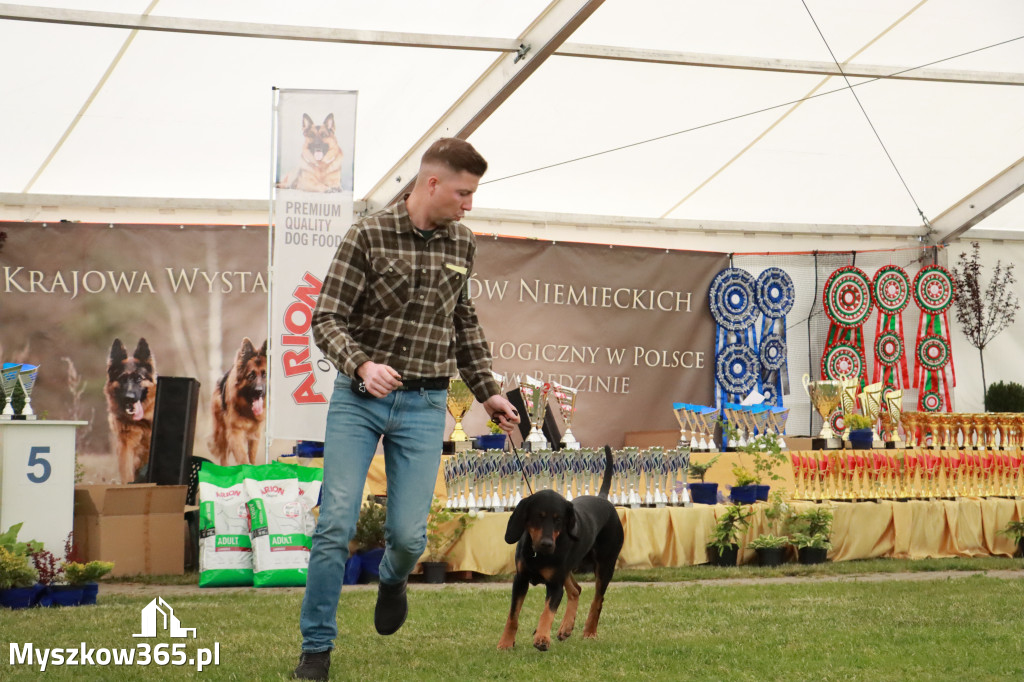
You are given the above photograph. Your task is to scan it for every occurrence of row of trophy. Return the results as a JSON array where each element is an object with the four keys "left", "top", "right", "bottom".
[
  {"left": 443, "top": 447, "right": 692, "bottom": 511},
  {"left": 791, "top": 450, "right": 1024, "bottom": 500},
  {"left": 902, "top": 412, "right": 1024, "bottom": 450},
  {"left": 802, "top": 374, "right": 902, "bottom": 448},
  {"left": 445, "top": 373, "right": 581, "bottom": 452},
  {"left": 672, "top": 402, "right": 790, "bottom": 452},
  {"left": 0, "top": 362, "right": 39, "bottom": 420}
]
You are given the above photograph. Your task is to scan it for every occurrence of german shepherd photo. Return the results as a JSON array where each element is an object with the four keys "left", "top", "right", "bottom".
[
  {"left": 105, "top": 338, "right": 157, "bottom": 484},
  {"left": 276, "top": 112, "right": 344, "bottom": 193},
  {"left": 209, "top": 337, "right": 268, "bottom": 466}
]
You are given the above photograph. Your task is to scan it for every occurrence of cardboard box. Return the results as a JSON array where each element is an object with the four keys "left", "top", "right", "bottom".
[{"left": 74, "top": 484, "right": 187, "bottom": 576}]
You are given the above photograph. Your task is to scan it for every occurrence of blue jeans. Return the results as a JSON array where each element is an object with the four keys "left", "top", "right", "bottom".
[{"left": 299, "top": 376, "right": 447, "bottom": 652}]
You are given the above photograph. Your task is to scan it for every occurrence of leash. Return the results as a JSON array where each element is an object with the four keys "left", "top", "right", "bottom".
[{"left": 503, "top": 425, "right": 535, "bottom": 497}]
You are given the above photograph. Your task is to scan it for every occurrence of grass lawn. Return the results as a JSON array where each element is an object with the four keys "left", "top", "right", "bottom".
[{"left": 4, "top": 559, "right": 1024, "bottom": 681}]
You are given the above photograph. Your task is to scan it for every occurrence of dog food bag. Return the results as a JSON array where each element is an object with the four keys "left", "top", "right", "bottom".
[
  {"left": 198, "top": 462, "right": 254, "bottom": 587},
  {"left": 275, "top": 461, "right": 324, "bottom": 535},
  {"left": 244, "top": 464, "right": 314, "bottom": 587}
]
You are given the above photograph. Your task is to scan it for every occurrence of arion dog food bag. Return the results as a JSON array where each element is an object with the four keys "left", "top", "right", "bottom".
[
  {"left": 198, "top": 463, "right": 254, "bottom": 587},
  {"left": 244, "top": 463, "right": 322, "bottom": 587}
]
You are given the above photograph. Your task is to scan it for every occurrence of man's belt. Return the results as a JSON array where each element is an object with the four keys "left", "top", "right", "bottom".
[{"left": 397, "top": 377, "right": 450, "bottom": 391}]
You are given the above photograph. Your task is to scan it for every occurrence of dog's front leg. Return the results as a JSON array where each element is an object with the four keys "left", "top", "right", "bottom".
[
  {"left": 533, "top": 580, "right": 564, "bottom": 651},
  {"left": 497, "top": 572, "right": 529, "bottom": 650}
]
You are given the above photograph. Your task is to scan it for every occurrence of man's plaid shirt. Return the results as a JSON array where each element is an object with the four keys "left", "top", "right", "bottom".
[{"left": 311, "top": 197, "right": 501, "bottom": 402}]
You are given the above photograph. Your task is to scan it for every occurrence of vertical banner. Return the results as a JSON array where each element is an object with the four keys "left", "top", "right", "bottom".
[{"left": 270, "top": 89, "right": 357, "bottom": 441}]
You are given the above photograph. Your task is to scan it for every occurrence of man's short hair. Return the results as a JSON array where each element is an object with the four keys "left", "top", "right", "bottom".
[{"left": 421, "top": 138, "right": 487, "bottom": 177}]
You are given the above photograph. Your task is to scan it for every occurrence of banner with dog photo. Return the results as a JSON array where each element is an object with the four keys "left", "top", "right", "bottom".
[
  {"left": 270, "top": 88, "right": 358, "bottom": 442},
  {"left": 0, "top": 222, "right": 270, "bottom": 484}
]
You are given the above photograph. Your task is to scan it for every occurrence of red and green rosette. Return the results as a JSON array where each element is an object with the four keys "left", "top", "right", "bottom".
[
  {"left": 822, "top": 266, "right": 872, "bottom": 384},
  {"left": 870, "top": 265, "right": 911, "bottom": 391},
  {"left": 912, "top": 265, "right": 956, "bottom": 412}
]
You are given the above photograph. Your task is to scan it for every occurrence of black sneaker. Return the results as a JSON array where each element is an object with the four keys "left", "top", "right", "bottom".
[
  {"left": 374, "top": 580, "right": 408, "bottom": 635},
  {"left": 293, "top": 650, "right": 331, "bottom": 681}
]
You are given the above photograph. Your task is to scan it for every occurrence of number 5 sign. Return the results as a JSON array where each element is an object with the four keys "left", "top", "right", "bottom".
[{"left": 0, "top": 421, "right": 87, "bottom": 553}]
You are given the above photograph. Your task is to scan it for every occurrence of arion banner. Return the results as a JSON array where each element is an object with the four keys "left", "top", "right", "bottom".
[{"left": 269, "top": 89, "right": 358, "bottom": 442}]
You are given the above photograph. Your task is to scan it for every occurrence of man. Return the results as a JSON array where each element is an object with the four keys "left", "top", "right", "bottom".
[{"left": 294, "top": 138, "right": 519, "bottom": 681}]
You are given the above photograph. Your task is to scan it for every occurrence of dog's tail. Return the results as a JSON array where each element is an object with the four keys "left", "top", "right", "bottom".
[{"left": 598, "top": 445, "right": 615, "bottom": 499}]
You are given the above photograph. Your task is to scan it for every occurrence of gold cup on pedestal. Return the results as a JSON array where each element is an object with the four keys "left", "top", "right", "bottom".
[
  {"left": 446, "top": 378, "right": 475, "bottom": 451},
  {"left": 802, "top": 374, "right": 843, "bottom": 447}
]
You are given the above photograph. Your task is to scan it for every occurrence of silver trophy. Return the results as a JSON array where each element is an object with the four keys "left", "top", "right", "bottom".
[
  {"left": 672, "top": 403, "right": 694, "bottom": 449},
  {"left": 552, "top": 382, "right": 580, "bottom": 450},
  {"left": 520, "top": 376, "right": 550, "bottom": 451},
  {"left": 770, "top": 406, "right": 790, "bottom": 449},
  {"left": 0, "top": 363, "right": 22, "bottom": 420},
  {"left": 15, "top": 364, "right": 39, "bottom": 420}
]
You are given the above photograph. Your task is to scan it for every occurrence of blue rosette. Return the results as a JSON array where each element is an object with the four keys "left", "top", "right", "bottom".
[
  {"left": 755, "top": 267, "right": 795, "bottom": 320},
  {"left": 709, "top": 268, "right": 758, "bottom": 331},
  {"left": 715, "top": 343, "right": 759, "bottom": 398}
]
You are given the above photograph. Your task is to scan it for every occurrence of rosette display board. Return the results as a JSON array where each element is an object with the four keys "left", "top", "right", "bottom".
[
  {"left": 912, "top": 266, "right": 957, "bottom": 412},
  {"left": 821, "top": 266, "right": 872, "bottom": 385},
  {"left": 871, "top": 265, "right": 911, "bottom": 391},
  {"left": 755, "top": 267, "right": 794, "bottom": 406},
  {"left": 709, "top": 268, "right": 760, "bottom": 410}
]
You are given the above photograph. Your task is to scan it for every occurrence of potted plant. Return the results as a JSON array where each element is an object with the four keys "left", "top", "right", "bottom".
[
  {"left": 62, "top": 560, "right": 114, "bottom": 605},
  {"left": 474, "top": 420, "right": 507, "bottom": 451},
  {"left": 346, "top": 495, "right": 387, "bottom": 584},
  {"left": 706, "top": 503, "right": 754, "bottom": 567},
  {"left": 0, "top": 523, "right": 47, "bottom": 607},
  {"left": 787, "top": 505, "right": 834, "bottom": 564},
  {"left": 846, "top": 414, "right": 874, "bottom": 450},
  {"left": 688, "top": 454, "right": 720, "bottom": 505},
  {"left": 997, "top": 519, "right": 1024, "bottom": 557},
  {"left": 730, "top": 465, "right": 759, "bottom": 504},
  {"left": 748, "top": 535, "right": 789, "bottom": 567},
  {"left": 0, "top": 547, "right": 40, "bottom": 609},
  {"left": 422, "top": 497, "right": 477, "bottom": 583}
]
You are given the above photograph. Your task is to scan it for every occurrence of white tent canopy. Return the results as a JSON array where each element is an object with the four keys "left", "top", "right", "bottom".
[{"left": 1, "top": 0, "right": 1023, "bottom": 243}]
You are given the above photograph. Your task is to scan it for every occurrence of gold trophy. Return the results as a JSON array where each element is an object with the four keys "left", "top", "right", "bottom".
[
  {"left": 802, "top": 374, "right": 843, "bottom": 448},
  {"left": 838, "top": 376, "right": 860, "bottom": 442},
  {"left": 882, "top": 388, "right": 903, "bottom": 446},
  {"left": 859, "top": 382, "right": 884, "bottom": 448},
  {"left": 446, "top": 378, "right": 475, "bottom": 452}
]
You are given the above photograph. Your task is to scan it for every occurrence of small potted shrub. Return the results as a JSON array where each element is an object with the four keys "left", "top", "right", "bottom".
[
  {"left": 0, "top": 547, "right": 39, "bottom": 609},
  {"left": 985, "top": 381, "right": 1024, "bottom": 412},
  {"left": 998, "top": 519, "right": 1024, "bottom": 557},
  {"left": 63, "top": 560, "right": 114, "bottom": 605},
  {"left": 730, "top": 465, "right": 759, "bottom": 504},
  {"left": 688, "top": 454, "right": 720, "bottom": 505},
  {"left": 346, "top": 495, "right": 387, "bottom": 584},
  {"left": 748, "top": 534, "right": 789, "bottom": 567},
  {"left": 706, "top": 503, "right": 754, "bottom": 567},
  {"left": 474, "top": 420, "right": 508, "bottom": 451},
  {"left": 787, "top": 505, "right": 834, "bottom": 564},
  {"left": 422, "top": 498, "right": 477, "bottom": 583},
  {"left": 846, "top": 414, "right": 874, "bottom": 450}
]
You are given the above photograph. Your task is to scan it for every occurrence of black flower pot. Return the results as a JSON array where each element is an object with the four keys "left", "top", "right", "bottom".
[
  {"left": 756, "top": 546, "right": 785, "bottom": 567},
  {"left": 798, "top": 546, "right": 828, "bottom": 565},
  {"left": 422, "top": 561, "right": 447, "bottom": 584},
  {"left": 708, "top": 544, "right": 739, "bottom": 567},
  {"left": 729, "top": 485, "right": 758, "bottom": 505}
]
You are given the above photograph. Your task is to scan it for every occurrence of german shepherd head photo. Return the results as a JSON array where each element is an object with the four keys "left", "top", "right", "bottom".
[
  {"left": 276, "top": 112, "right": 344, "bottom": 193},
  {"left": 105, "top": 338, "right": 157, "bottom": 483},
  {"left": 209, "top": 337, "right": 268, "bottom": 466}
]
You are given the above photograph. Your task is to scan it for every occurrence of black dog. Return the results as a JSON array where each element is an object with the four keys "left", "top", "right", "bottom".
[{"left": 498, "top": 446, "right": 624, "bottom": 651}]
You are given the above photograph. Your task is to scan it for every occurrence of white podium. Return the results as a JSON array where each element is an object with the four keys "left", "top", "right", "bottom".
[{"left": 0, "top": 421, "right": 87, "bottom": 553}]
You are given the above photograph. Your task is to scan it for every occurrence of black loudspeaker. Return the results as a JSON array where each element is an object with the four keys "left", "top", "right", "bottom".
[{"left": 146, "top": 376, "right": 201, "bottom": 486}]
